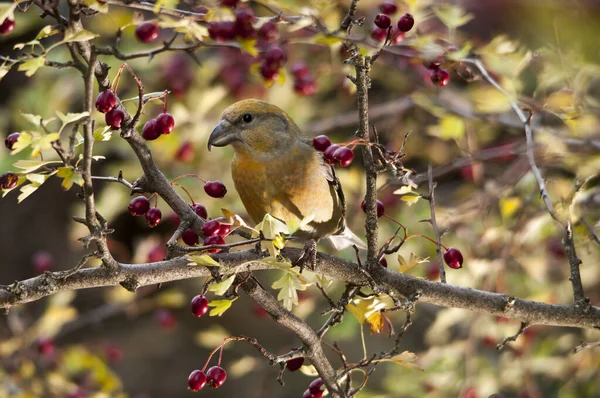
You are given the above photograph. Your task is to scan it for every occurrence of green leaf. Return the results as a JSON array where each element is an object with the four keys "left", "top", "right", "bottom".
[
  {"left": 62, "top": 28, "right": 98, "bottom": 43},
  {"left": 189, "top": 255, "right": 221, "bottom": 267},
  {"left": 14, "top": 40, "right": 41, "bottom": 50},
  {"left": 10, "top": 131, "right": 33, "bottom": 155},
  {"left": 208, "top": 298, "right": 236, "bottom": 317},
  {"left": 56, "top": 167, "right": 84, "bottom": 190},
  {"left": 31, "top": 133, "right": 60, "bottom": 158},
  {"left": 82, "top": 0, "right": 109, "bottom": 13},
  {"left": 432, "top": 5, "right": 473, "bottom": 29},
  {"left": 271, "top": 271, "right": 306, "bottom": 311},
  {"left": 57, "top": 111, "right": 89, "bottom": 132},
  {"left": 13, "top": 159, "right": 60, "bottom": 174},
  {"left": 93, "top": 126, "right": 112, "bottom": 141},
  {"left": 254, "top": 214, "right": 290, "bottom": 256},
  {"left": 17, "top": 57, "right": 45, "bottom": 77},
  {"left": 208, "top": 275, "right": 236, "bottom": 296},
  {"left": 36, "top": 25, "right": 60, "bottom": 40},
  {"left": 18, "top": 184, "right": 38, "bottom": 203}
]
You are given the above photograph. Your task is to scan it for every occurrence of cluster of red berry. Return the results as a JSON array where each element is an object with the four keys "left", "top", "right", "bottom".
[
  {"left": 371, "top": 1, "right": 414, "bottom": 43},
  {"left": 312, "top": 135, "right": 355, "bottom": 167}
]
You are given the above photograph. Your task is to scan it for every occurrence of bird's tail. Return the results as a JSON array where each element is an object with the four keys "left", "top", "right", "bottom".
[{"left": 328, "top": 227, "right": 367, "bottom": 251}]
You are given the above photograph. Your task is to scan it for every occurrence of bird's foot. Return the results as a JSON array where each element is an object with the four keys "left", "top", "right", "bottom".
[{"left": 295, "top": 239, "right": 317, "bottom": 272}]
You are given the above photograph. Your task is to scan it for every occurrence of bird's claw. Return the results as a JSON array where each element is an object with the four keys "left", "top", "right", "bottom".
[{"left": 295, "top": 239, "right": 317, "bottom": 272}]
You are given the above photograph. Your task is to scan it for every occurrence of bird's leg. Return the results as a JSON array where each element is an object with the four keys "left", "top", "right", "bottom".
[{"left": 295, "top": 239, "right": 318, "bottom": 272}]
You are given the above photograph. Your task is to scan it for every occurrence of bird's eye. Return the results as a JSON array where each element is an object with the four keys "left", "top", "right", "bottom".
[{"left": 242, "top": 113, "right": 253, "bottom": 123}]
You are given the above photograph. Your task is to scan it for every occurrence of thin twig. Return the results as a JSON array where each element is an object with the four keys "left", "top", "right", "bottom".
[
  {"left": 496, "top": 321, "right": 529, "bottom": 350},
  {"left": 427, "top": 164, "right": 446, "bottom": 283}
]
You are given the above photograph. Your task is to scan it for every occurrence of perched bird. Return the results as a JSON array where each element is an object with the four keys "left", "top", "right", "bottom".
[{"left": 208, "top": 99, "right": 365, "bottom": 250}]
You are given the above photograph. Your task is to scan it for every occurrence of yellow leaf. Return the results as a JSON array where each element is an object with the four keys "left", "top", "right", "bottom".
[
  {"left": 499, "top": 197, "right": 522, "bottom": 220},
  {"left": 189, "top": 254, "right": 221, "bottom": 267},
  {"left": 398, "top": 252, "right": 429, "bottom": 273},
  {"left": 240, "top": 39, "right": 258, "bottom": 56},
  {"left": 375, "top": 351, "right": 424, "bottom": 371},
  {"left": 56, "top": 167, "right": 84, "bottom": 190},
  {"left": 93, "top": 126, "right": 112, "bottom": 141},
  {"left": 194, "top": 324, "right": 230, "bottom": 348},
  {"left": 471, "top": 85, "right": 512, "bottom": 114},
  {"left": 432, "top": 5, "right": 473, "bottom": 29},
  {"left": 392, "top": 185, "right": 421, "bottom": 206},
  {"left": 18, "top": 57, "right": 45, "bottom": 77},
  {"left": 13, "top": 159, "right": 59, "bottom": 173},
  {"left": 366, "top": 311, "right": 384, "bottom": 334},
  {"left": 346, "top": 296, "right": 388, "bottom": 324},
  {"left": 208, "top": 275, "right": 236, "bottom": 296},
  {"left": 208, "top": 298, "right": 236, "bottom": 316},
  {"left": 272, "top": 271, "right": 306, "bottom": 311}
]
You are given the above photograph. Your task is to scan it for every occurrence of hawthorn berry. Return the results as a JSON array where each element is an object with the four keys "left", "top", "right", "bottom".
[
  {"left": 0, "top": 171, "right": 19, "bottom": 190},
  {"left": 191, "top": 295, "right": 209, "bottom": 317},
  {"left": 389, "top": 25, "right": 405, "bottom": 44},
  {"left": 145, "top": 207, "right": 162, "bottom": 227},
  {"left": 204, "top": 180, "right": 227, "bottom": 198},
  {"left": 309, "top": 378, "right": 324, "bottom": 394},
  {"left": 201, "top": 219, "right": 221, "bottom": 237},
  {"left": 36, "top": 337, "right": 54, "bottom": 355},
  {"left": 430, "top": 68, "right": 450, "bottom": 86},
  {"left": 258, "top": 21, "right": 278, "bottom": 42},
  {"left": 191, "top": 203, "right": 208, "bottom": 219},
  {"left": 443, "top": 247, "right": 463, "bottom": 269},
  {"left": 370, "top": 25, "right": 388, "bottom": 42},
  {"left": 128, "top": 196, "right": 150, "bottom": 216},
  {"left": 379, "top": 1, "right": 397, "bottom": 14},
  {"left": 332, "top": 147, "right": 354, "bottom": 167},
  {"left": 426, "top": 262, "right": 440, "bottom": 280},
  {"left": 204, "top": 235, "right": 226, "bottom": 253},
  {"left": 0, "top": 18, "right": 15, "bottom": 35},
  {"left": 32, "top": 251, "right": 53, "bottom": 274},
  {"left": 312, "top": 135, "right": 331, "bottom": 152},
  {"left": 234, "top": 9, "right": 256, "bottom": 38},
  {"left": 156, "top": 112, "right": 175, "bottom": 134},
  {"left": 264, "top": 46, "right": 286, "bottom": 69},
  {"left": 176, "top": 141, "right": 194, "bottom": 162},
  {"left": 294, "top": 77, "right": 317, "bottom": 96},
  {"left": 218, "top": 223, "right": 231, "bottom": 237},
  {"left": 142, "top": 119, "right": 161, "bottom": 141},
  {"left": 286, "top": 357, "right": 304, "bottom": 371},
  {"left": 155, "top": 309, "right": 177, "bottom": 329},
  {"left": 374, "top": 14, "right": 391, "bottom": 29},
  {"left": 135, "top": 22, "right": 160, "bottom": 43},
  {"left": 105, "top": 108, "right": 125, "bottom": 130},
  {"left": 182, "top": 229, "right": 200, "bottom": 246},
  {"left": 397, "top": 13, "right": 414, "bottom": 32},
  {"left": 220, "top": 0, "right": 238, "bottom": 7},
  {"left": 323, "top": 144, "right": 340, "bottom": 164},
  {"left": 105, "top": 344, "right": 123, "bottom": 364},
  {"left": 206, "top": 366, "right": 227, "bottom": 388},
  {"left": 208, "top": 21, "right": 236, "bottom": 41},
  {"left": 260, "top": 62, "right": 279, "bottom": 80},
  {"left": 147, "top": 245, "right": 165, "bottom": 262},
  {"left": 235, "top": 8, "right": 254, "bottom": 24},
  {"left": 290, "top": 62, "right": 310, "bottom": 79},
  {"left": 95, "top": 90, "right": 117, "bottom": 113},
  {"left": 361, "top": 199, "right": 385, "bottom": 218},
  {"left": 379, "top": 256, "right": 388, "bottom": 267},
  {"left": 188, "top": 369, "right": 207, "bottom": 391},
  {"left": 5, "top": 132, "right": 20, "bottom": 150}
]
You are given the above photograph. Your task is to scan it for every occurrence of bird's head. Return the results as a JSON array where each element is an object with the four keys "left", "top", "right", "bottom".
[{"left": 208, "top": 99, "right": 301, "bottom": 157}]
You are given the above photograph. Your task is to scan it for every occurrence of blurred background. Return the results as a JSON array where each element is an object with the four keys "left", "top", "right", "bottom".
[{"left": 1, "top": 0, "right": 600, "bottom": 397}]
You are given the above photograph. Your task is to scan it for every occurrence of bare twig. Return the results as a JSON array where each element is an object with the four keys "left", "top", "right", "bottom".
[
  {"left": 496, "top": 321, "right": 529, "bottom": 350},
  {"left": 427, "top": 164, "right": 446, "bottom": 283}
]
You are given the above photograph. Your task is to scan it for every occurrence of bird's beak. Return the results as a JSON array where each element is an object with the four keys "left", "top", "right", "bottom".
[{"left": 208, "top": 120, "right": 238, "bottom": 152}]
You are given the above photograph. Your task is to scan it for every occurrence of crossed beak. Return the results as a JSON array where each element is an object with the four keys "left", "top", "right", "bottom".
[{"left": 208, "top": 120, "right": 237, "bottom": 151}]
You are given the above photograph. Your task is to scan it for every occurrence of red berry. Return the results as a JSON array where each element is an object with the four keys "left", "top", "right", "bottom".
[
  {"left": 204, "top": 235, "right": 226, "bottom": 253},
  {"left": 374, "top": 14, "right": 391, "bottom": 29},
  {"left": 182, "top": 229, "right": 199, "bottom": 246},
  {"left": 264, "top": 46, "right": 286, "bottom": 69},
  {"left": 135, "top": 22, "right": 160, "bottom": 43},
  {"left": 218, "top": 223, "right": 231, "bottom": 237},
  {"left": 312, "top": 135, "right": 331, "bottom": 152},
  {"left": 332, "top": 146, "right": 354, "bottom": 167},
  {"left": 360, "top": 199, "right": 385, "bottom": 218},
  {"left": 156, "top": 113, "right": 175, "bottom": 134},
  {"left": 128, "top": 196, "right": 150, "bottom": 216},
  {"left": 142, "top": 119, "right": 161, "bottom": 141},
  {"left": 218, "top": 21, "right": 237, "bottom": 40},
  {"left": 379, "top": 256, "right": 388, "bottom": 267},
  {"left": 260, "top": 62, "right": 279, "bottom": 80},
  {"left": 370, "top": 25, "right": 388, "bottom": 41},
  {"left": 202, "top": 219, "right": 221, "bottom": 236},
  {"left": 430, "top": 68, "right": 450, "bottom": 86},
  {"left": 0, "top": 18, "right": 15, "bottom": 35},
  {"left": 443, "top": 247, "right": 463, "bottom": 269},
  {"left": 191, "top": 295, "right": 209, "bottom": 317},
  {"left": 0, "top": 171, "right": 18, "bottom": 190},
  {"left": 290, "top": 62, "right": 310, "bottom": 79},
  {"left": 95, "top": 90, "right": 117, "bottom": 113},
  {"left": 302, "top": 390, "right": 312, "bottom": 398},
  {"left": 294, "top": 77, "right": 317, "bottom": 96},
  {"left": 191, "top": 203, "right": 208, "bottom": 219},
  {"left": 234, "top": 14, "right": 256, "bottom": 39},
  {"left": 36, "top": 337, "right": 54, "bottom": 355},
  {"left": 397, "top": 13, "right": 414, "bottom": 32},
  {"left": 176, "top": 141, "right": 194, "bottom": 162},
  {"left": 207, "top": 22, "right": 222, "bottom": 40},
  {"left": 105, "top": 344, "right": 123, "bottom": 363},
  {"left": 426, "top": 262, "right": 440, "bottom": 280},
  {"left": 145, "top": 207, "right": 162, "bottom": 227},
  {"left": 286, "top": 357, "right": 304, "bottom": 371},
  {"left": 105, "top": 108, "right": 125, "bottom": 130},
  {"left": 188, "top": 369, "right": 207, "bottom": 391},
  {"left": 258, "top": 21, "right": 278, "bottom": 42},
  {"left": 309, "top": 378, "right": 324, "bottom": 394},
  {"left": 32, "top": 251, "right": 53, "bottom": 274},
  {"left": 235, "top": 8, "right": 254, "bottom": 24},
  {"left": 155, "top": 309, "right": 177, "bottom": 329},
  {"left": 424, "top": 58, "right": 442, "bottom": 69},
  {"left": 379, "top": 1, "right": 397, "bottom": 14},
  {"left": 5, "top": 132, "right": 20, "bottom": 150},
  {"left": 220, "top": 0, "right": 239, "bottom": 7},
  {"left": 389, "top": 24, "right": 405, "bottom": 44},
  {"left": 204, "top": 180, "right": 227, "bottom": 198},
  {"left": 147, "top": 245, "right": 165, "bottom": 262},
  {"left": 206, "top": 366, "right": 227, "bottom": 388},
  {"left": 323, "top": 144, "right": 340, "bottom": 164}
]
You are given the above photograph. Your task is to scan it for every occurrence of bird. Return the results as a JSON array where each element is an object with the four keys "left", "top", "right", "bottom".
[{"left": 208, "top": 99, "right": 366, "bottom": 251}]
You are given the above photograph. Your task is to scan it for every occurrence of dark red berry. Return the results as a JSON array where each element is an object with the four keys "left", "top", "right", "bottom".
[
  {"left": 443, "top": 247, "right": 463, "bottom": 269},
  {"left": 145, "top": 207, "right": 162, "bottom": 227},
  {"left": 0, "top": 18, "right": 15, "bottom": 35},
  {"left": 155, "top": 309, "right": 177, "bottom": 329},
  {"left": 309, "top": 378, "right": 324, "bottom": 394},
  {"left": 210, "top": 21, "right": 236, "bottom": 40},
  {"left": 32, "top": 251, "right": 53, "bottom": 274},
  {"left": 176, "top": 141, "right": 194, "bottom": 162},
  {"left": 290, "top": 62, "right": 310, "bottom": 79},
  {"left": 218, "top": 223, "right": 231, "bottom": 237},
  {"left": 379, "top": 1, "right": 397, "bottom": 14},
  {"left": 206, "top": 366, "right": 227, "bottom": 388},
  {"left": 36, "top": 337, "right": 54, "bottom": 355},
  {"left": 379, "top": 256, "right": 388, "bottom": 267},
  {"left": 0, "top": 171, "right": 19, "bottom": 190},
  {"left": 312, "top": 135, "right": 331, "bottom": 152},
  {"left": 258, "top": 21, "right": 278, "bottom": 42},
  {"left": 260, "top": 62, "right": 279, "bottom": 80},
  {"left": 303, "top": 390, "right": 312, "bottom": 398},
  {"left": 95, "top": 90, "right": 117, "bottom": 113},
  {"left": 147, "top": 245, "right": 165, "bottom": 262},
  {"left": 202, "top": 219, "right": 221, "bottom": 237},
  {"left": 294, "top": 77, "right": 317, "bottom": 96},
  {"left": 207, "top": 22, "right": 221, "bottom": 40},
  {"left": 191, "top": 203, "right": 208, "bottom": 219},
  {"left": 204, "top": 235, "right": 226, "bottom": 253},
  {"left": 220, "top": 0, "right": 238, "bottom": 7},
  {"left": 426, "top": 262, "right": 440, "bottom": 280},
  {"left": 5, "top": 132, "right": 20, "bottom": 150},
  {"left": 374, "top": 14, "right": 391, "bottom": 29},
  {"left": 397, "top": 13, "right": 414, "bottom": 32},
  {"left": 105, "top": 108, "right": 125, "bottom": 130},
  {"left": 424, "top": 58, "right": 442, "bottom": 69},
  {"left": 191, "top": 295, "right": 209, "bottom": 317},
  {"left": 142, "top": 119, "right": 161, "bottom": 141},
  {"left": 332, "top": 147, "right": 354, "bottom": 167},
  {"left": 430, "top": 68, "right": 450, "bottom": 86},
  {"left": 156, "top": 113, "right": 175, "bottom": 134},
  {"left": 370, "top": 25, "right": 388, "bottom": 41},
  {"left": 135, "top": 22, "right": 160, "bottom": 43},
  {"left": 323, "top": 144, "right": 340, "bottom": 164},
  {"left": 105, "top": 344, "right": 123, "bottom": 363},
  {"left": 204, "top": 180, "right": 227, "bottom": 198},
  {"left": 235, "top": 8, "right": 254, "bottom": 24},
  {"left": 128, "top": 196, "right": 150, "bottom": 216},
  {"left": 360, "top": 199, "right": 385, "bottom": 218},
  {"left": 188, "top": 369, "right": 207, "bottom": 391},
  {"left": 286, "top": 357, "right": 304, "bottom": 371},
  {"left": 234, "top": 15, "right": 256, "bottom": 39},
  {"left": 264, "top": 46, "right": 286, "bottom": 69},
  {"left": 182, "top": 229, "right": 199, "bottom": 246}
]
